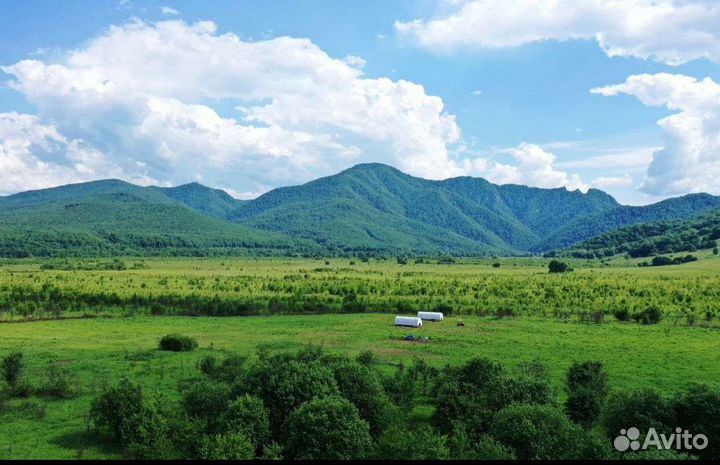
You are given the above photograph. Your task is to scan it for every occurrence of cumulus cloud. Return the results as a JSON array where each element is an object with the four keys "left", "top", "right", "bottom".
[
  {"left": 462, "top": 143, "right": 589, "bottom": 192},
  {"left": 395, "top": 0, "right": 720, "bottom": 65},
  {"left": 592, "top": 73, "right": 720, "bottom": 195},
  {"left": 0, "top": 112, "right": 154, "bottom": 195},
  {"left": 1, "top": 19, "right": 466, "bottom": 193}
]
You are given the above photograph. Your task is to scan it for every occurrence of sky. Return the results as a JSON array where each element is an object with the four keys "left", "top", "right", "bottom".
[{"left": 1, "top": 0, "right": 719, "bottom": 205}]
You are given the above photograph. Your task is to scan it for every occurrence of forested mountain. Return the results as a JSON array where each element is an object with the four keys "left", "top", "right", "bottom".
[
  {"left": 0, "top": 180, "right": 316, "bottom": 258},
  {"left": 559, "top": 208, "right": 720, "bottom": 259},
  {"left": 226, "top": 163, "right": 720, "bottom": 254},
  {"left": 1, "top": 163, "right": 719, "bottom": 257}
]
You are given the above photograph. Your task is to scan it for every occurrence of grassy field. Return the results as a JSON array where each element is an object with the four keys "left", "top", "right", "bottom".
[
  {"left": 1, "top": 255, "right": 720, "bottom": 458},
  {"left": 2, "top": 313, "right": 720, "bottom": 459},
  {"left": 1, "top": 253, "right": 719, "bottom": 322}
]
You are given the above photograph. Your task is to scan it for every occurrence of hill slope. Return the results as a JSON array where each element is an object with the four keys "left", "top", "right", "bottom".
[
  {"left": 2, "top": 164, "right": 720, "bottom": 257},
  {"left": 0, "top": 180, "right": 314, "bottom": 257},
  {"left": 559, "top": 208, "right": 720, "bottom": 258}
]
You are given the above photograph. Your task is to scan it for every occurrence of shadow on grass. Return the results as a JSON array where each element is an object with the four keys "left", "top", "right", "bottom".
[{"left": 50, "top": 429, "right": 122, "bottom": 459}]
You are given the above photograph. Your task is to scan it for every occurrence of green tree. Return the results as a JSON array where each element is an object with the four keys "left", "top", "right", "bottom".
[
  {"left": 601, "top": 389, "right": 671, "bottom": 441},
  {"left": 199, "top": 432, "right": 254, "bottom": 460},
  {"left": 220, "top": 395, "right": 270, "bottom": 450},
  {"left": 565, "top": 361, "right": 608, "bottom": 428},
  {"left": 90, "top": 379, "right": 144, "bottom": 441},
  {"left": 1, "top": 351, "right": 24, "bottom": 389},
  {"left": 670, "top": 384, "right": 720, "bottom": 460},
  {"left": 490, "top": 404, "right": 596, "bottom": 459},
  {"left": 285, "top": 396, "right": 371, "bottom": 460},
  {"left": 181, "top": 381, "right": 232, "bottom": 433},
  {"left": 548, "top": 260, "right": 570, "bottom": 273}
]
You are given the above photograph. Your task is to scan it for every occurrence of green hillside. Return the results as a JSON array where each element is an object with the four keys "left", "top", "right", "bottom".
[
  {"left": 1, "top": 164, "right": 719, "bottom": 257},
  {"left": 0, "top": 180, "right": 315, "bottom": 258},
  {"left": 228, "top": 164, "right": 623, "bottom": 255},
  {"left": 228, "top": 163, "right": 720, "bottom": 255},
  {"left": 559, "top": 208, "right": 720, "bottom": 259}
]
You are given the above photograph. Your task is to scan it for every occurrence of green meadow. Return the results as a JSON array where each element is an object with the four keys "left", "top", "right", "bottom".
[{"left": 1, "top": 256, "right": 720, "bottom": 458}]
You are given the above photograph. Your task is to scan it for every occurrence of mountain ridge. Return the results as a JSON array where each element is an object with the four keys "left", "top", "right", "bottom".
[{"left": 1, "top": 163, "right": 719, "bottom": 257}]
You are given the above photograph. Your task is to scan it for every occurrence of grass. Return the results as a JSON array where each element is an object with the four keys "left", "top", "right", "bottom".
[
  {"left": 2, "top": 254, "right": 720, "bottom": 458},
  {"left": 2, "top": 313, "right": 720, "bottom": 459}
]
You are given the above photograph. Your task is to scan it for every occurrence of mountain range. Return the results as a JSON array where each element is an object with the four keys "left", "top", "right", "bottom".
[{"left": 1, "top": 163, "right": 719, "bottom": 258}]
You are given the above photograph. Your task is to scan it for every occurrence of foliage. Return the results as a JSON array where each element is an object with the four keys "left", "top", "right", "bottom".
[
  {"left": 199, "top": 432, "right": 254, "bottom": 460},
  {"left": 158, "top": 334, "right": 198, "bottom": 352},
  {"left": 376, "top": 424, "right": 449, "bottom": 460},
  {"left": 490, "top": 404, "right": 598, "bottom": 460},
  {"left": 180, "top": 381, "right": 231, "bottom": 433},
  {"left": 548, "top": 260, "right": 570, "bottom": 273},
  {"left": 601, "top": 389, "right": 672, "bottom": 441},
  {"left": 284, "top": 396, "right": 372, "bottom": 460},
  {"left": 219, "top": 395, "right": 270, "bottom": 450},
  {"left": 565, "top": 361, "right": 608, "bottom": 427},
  {"left": 1, "top": 351, "right": 25, "bottom": 389}
]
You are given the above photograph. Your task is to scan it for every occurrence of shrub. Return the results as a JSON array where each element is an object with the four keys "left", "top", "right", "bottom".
[
  {"left": 633, "top": 306, "right": 663, "bottom": 325},
  {"left": 1, "top": 351, "right": 24, "bottom": 389},
  {"left": 548, "top": 260, "right": 570, "bottom": 273},
  {"left": 90, "top": 379, "right": 144, "bottom": 441},
  {"left": 220, "top": 395, "right": 270, "bottom": 450},
  {"left": 356, "top": 351, "right": 375, "bottom": 366},
  {"left": 181, "top": 381, "right": 232, "bottom": 433},
  {"left": 601, "top": 389, "right": 671, "bottom": 441},
  {"left": 713, "top": 247, "right": 718, "bottom": 255},
  {"left": 670, "top": 384, "right": 720, "bottom": 460},
  {"left": 565, "top": 361, "right": 608, "bottom": 428},
  {"left": 199, "top": 432, "right": 254, "bottom": 460},
  {"left": 448, "top": 426, "right": 516, "bottom": 460},
  {"left": 434, "top": 357, "right": 554, "bottom": 439},
  {"left": 376, "top": 424, "right": 449, "bottom": 460},
  {"left": 490, "top": 404, "right": 592, "bottom": 459},
  {"left": 40, "top": 362, "right": 74, "bottom": 399},
  {"left": 243, "top": 354, "right": 339, "bottom": 434},
  {"left": 331, "top": 360, "right": 395, "bottom": 438},
  {"left": 122, "top": 400, "right": 175, "bottom": 459},
  {"left": 285, "top": 396, "right": 372, "bottom": 460},
  {"left": 613, "top": 308, "right": 629, "bottom": 321},
  {"left": 159, "top": 334, "right": 198, "bottom": 352}
]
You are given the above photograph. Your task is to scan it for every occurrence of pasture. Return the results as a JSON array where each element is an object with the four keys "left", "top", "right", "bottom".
[{"left": 1, "top": 256, "right": 719, "bottom": 458}]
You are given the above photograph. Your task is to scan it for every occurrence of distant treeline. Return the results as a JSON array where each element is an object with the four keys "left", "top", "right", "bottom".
[{"left": 558, "top": 209, "right": 720, "bottom": 259}]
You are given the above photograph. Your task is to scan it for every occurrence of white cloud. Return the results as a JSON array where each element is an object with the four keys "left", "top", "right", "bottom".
[
  {"left": 0, "top": 112, "right": 153, "bottom": 195},
  {"left": 591, "top": 174, "right": 634, "bottom": 188},
  {"left": 395, "top": 0, "right": 720, "bottom": 65},
  {"left": 161, "top": 6, "right": 179, "bottom": 16},
  {"left": 462, "top": 143, "right": 589, "bottom": 192},
  {"left": 592, "top": 73, "right": 720, "bottom": 195},
  {"left": 556, "top": 146, "right": 657, "bottom": 170},
  {"left": 1, "top": 19, "right": 465, "bottom": 193}
]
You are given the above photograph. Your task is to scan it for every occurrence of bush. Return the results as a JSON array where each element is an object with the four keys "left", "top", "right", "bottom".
[
  {"left": 181, "top": 381, "right": 232, "bottom": 433},
  {"left": 376, "top": 424, "right": 449, "bottom": 460},
  {"left": 565, "top": 361, "right": 608, "bottom": 428},
  {"left": 285, "top": 396, "right": 372, "bottom": 460},
  {"left": 1, "top": 351, "right": 24, "bottom": 389},
  {"left": 448, "top": 426, "right": 516, "bottom": 460},
  {"left": 90, "top": 379, "right": 144, "bottom": 441},
  {"left": 548, "top": 260, "right": 570, "bottom": 273},
  {"left": 601, "top": 389, "right": 671, "bottom": 441},
  {"left": 490, "top": 404, "right": 593, "bottom": 459},
  {"left": 122, "top": 400, "right": 175, "bottom": 459},
  {"left": 331, "top": 360, "right": 395, "bottom": 438},
  {"left": 220, "top": 395, "right": 270, "bottom": 450},
  {"left": 633, "top": 306, "right": 663, "bottom": 325},
  {"left": 434, "top": 357, "right": 554, "bottom": 439},
  {"left": 159, "top": 334, "right": 198, "bottom": 352},
  {"left": 199, "top": 432, "right": 254, "bottom": 460},
  {"left": 670, "top": 384, "right": 720, "bottom": 460},
  {"left": 243, "top": 354, "right": 339, "bottom": 434},
  {"left": 40, "top": 362, "right": 74, "bottom": 399},
  {"left": 613, "top": 308, "right": 629, "bottom": 321}
]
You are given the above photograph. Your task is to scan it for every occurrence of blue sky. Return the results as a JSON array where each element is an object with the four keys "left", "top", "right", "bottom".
[{"left": 1, "top": 0, "right": 720, "bottom": 205}]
